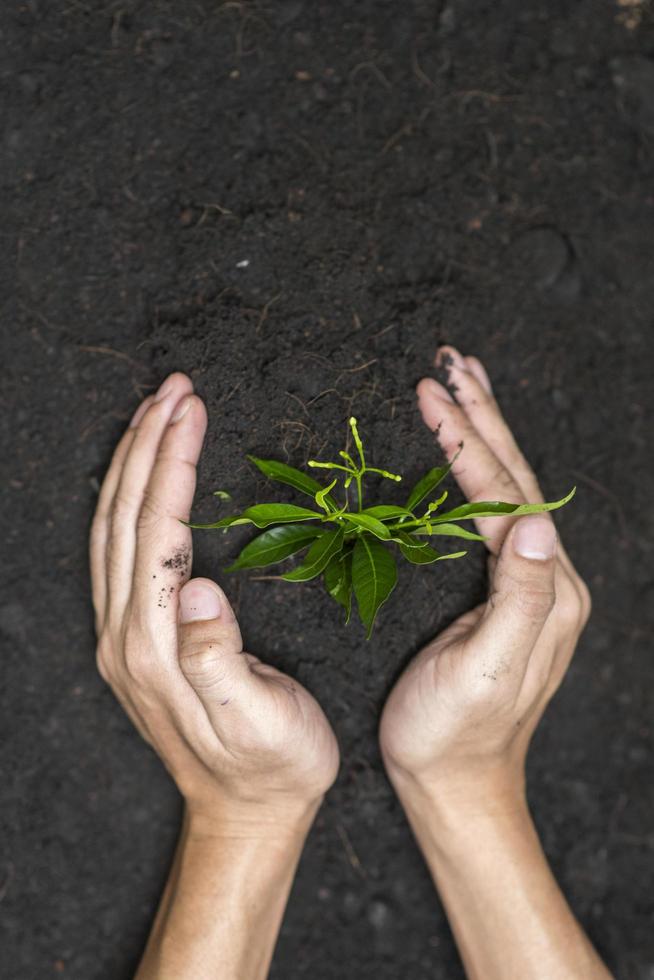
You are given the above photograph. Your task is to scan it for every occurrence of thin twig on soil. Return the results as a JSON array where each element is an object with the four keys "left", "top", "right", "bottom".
[
  {"left": 411, "top": 47, "right": 436, "bottom": 89},
  {"left": 456, "top": 90, "right": 521, "bottom": 109},
  {"left": 274, "top": 419, "right": 318, "bottom": 458},
  {"left": 571, "top": 470, "right": 629, "bottom": 543},
  {"left": 255, "top": 293, "right": 282, "bottom": 334},
  {"left": 333, "top": 358, "right": 378, "bottom": 387},
  {"left": 336, "top": 823, "right": 367, "bottom": 879},
  {"left": 370, "top": 323, "right": 397, "bottom": 341},
  {"left": 217, "top": 379, "right": 244, "bottom": 406},
  {"left": 77, "top": 345, "right": 146, "bottom": 371},
  {"left": 307, "top": 388, "right": 341, "bottom": 407},
  {"left": 381, "top": 106, "right": 432, "bottom": 155},
  {"left": 79, "top": 410, "right": 127, "bottom": 443},
  {"left": 349, "top": 61, "right": 392, "bottom": 90},
  {"left": 197, "top": 202, "right": 234, "bottom": 225},
  {"left": 284, "top": 392, "right": 311, "bottom": 417}
]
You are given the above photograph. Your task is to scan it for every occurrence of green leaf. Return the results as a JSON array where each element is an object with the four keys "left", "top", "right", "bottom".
[
  {"left": 391, "top": 530, "right": 467, "bottom": 564},
  {"left": 414, "top": 523, "right": 486, "bottom": 542},
  {"left": 399, "top": 541, "right": 467, "bottom": 565},
  {"left": 213, "top": 490, "right": 232, "bottom": 500},
  {"left": 315, "top": 478, "right": 338, "bottom": 514},
  {"left": 341, "top": 512, "right": 391, "bottom": 539},
  {"left": 352, "top": 534, "right": 397, "bottom": 637},
  {"left": 184, "top": 514, "right": 248, "bottom": 530},
  {"left": 390, "top": 530, "right": 433, "bottom": 553},
  {"left": 187, "top": 503, "right": 325, "bottom": 530},
  {"left": 433, "top": 488, "right": 576, "bottom": 524},
  {"left": 282, "top": 528, "right": 345, "bottom": 582},
  {"left": 324, "top": 550, "right": 352, "bottom": 622},
  {"left": 406, "top": 458, "right": 456, "bottom": 512},
  {"left": 248, "top": 456, "right": 338, "bottom": 508},
  {"left": 362, "top": 505, "right": 414, "bottom": 522},
  {"left": 227, "top": 525, "right": 325, "bottom": 570}
]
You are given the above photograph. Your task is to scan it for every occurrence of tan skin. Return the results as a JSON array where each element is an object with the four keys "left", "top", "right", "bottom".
[{"left": 90, "top": 347, "right": 612, "bottom": 979}]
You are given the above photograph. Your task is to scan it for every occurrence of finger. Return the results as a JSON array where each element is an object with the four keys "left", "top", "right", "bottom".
[
  {"left": 177, "top": 579, "right": 266, "bottom": 738},
  {"left": 106, "top": 373, "right": 193, "bottom": 615},
  {"left": 464, "top": 355, "right": 493, "bottom": 395},
  {"left": 416, "top": 378, "right": 526, "bottom": 554},
  {"left": 440, "top": 347, "right": 544, "bottom": 504},
  {"left": 133, "top": 394, "right": 208, "bottom": 608},
  {"left": 452, "top": 350, "right": 582, "bottom": 584},
  {"left": 89, "top": 395, "right": 154, "bottom": 629},
  {"left": 471, "top": 516, "right": 557, "bottom": 681}
]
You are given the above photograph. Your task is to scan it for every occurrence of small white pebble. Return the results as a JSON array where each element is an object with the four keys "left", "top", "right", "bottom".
[{"left": 236, "top": 259, "right": 250, "bottom": 268}]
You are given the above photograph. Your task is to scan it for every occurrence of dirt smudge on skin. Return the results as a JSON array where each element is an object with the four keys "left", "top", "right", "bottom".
[
  {"left": 161, "top": 548, "right": 191, "bottom": 579},
  {"left": 156, "top": 583, "right": 179, "bottom": 609}
]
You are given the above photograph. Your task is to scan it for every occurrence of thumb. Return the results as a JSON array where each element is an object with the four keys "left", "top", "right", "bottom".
[
  {"left": 177, "top": 578, "right": 258, "bottom": 720},
  {"left": 473, "top": 515, "right": 557, "bottom": 676}
]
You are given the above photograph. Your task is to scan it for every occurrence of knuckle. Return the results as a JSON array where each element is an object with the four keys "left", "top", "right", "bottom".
[
  {"left": 516, "top": 582, "right": 556, "bottom": 620},
  {"left": 96, "top": 651, "right": 110, "bottom": 682},
  {"left": 136, "top": 492, "right": 167, "bottom": 534},
  {"left": 110, "top": 490, "right": 137, "bottom": 531},
  {"left": 95, "top": 637, "right": 113, "bottom": 683},
  {"left": 123, "top": 635, "right": 155, "bottom": 683},
  {"left": 577, "top": 578, "right": 593, "bottom": 624},
  {"left": 466, "top": 461, "right": 519, "bottom": 502},
  {"left": 556, "top": 580, "right": 584, "bottom": 630},
  {"left": 251, "top": 711, "right": 294, "bottom": 758},
  {"left": 179, "top": 642, "right": 228, "bottom": 689}
]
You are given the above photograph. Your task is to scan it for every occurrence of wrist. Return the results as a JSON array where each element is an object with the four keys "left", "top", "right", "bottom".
[
  {"left": 387, "top": 761, "right": 530, "bottom": 849},
  {"left": 185, "top": 794, "right": 322, "bottom": 846}
]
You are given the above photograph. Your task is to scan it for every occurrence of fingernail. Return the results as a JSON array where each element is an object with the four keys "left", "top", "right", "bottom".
[
  {"left": 513, "top": 516, "right": 557, "bottom": 561},
  {"left": 171, "top": 396, "right": 192, "bottom": 423},
  {"left": 129, "top": 397, "right": 153, "bottom": 429},
  {"left": 423, "top": 378, "right": 454, "bottom": 403},
  {"left": 179, "top": 582, "right": 222, "bottom": 623},
  {"left": 154, "top": 378, "right": 173, "bottom": 403}
]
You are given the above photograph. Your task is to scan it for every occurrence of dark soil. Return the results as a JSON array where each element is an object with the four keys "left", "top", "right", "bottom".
[{"left": 2, "top": 2, "right": 654, "bottom": 978}]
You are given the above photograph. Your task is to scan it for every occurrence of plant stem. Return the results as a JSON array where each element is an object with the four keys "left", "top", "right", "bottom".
[
  {"left": 388, "top": 518, "right": 425, "bottom": 532},
  {"left": 355, "top": 471, "right": 363, "bottom": 511}
]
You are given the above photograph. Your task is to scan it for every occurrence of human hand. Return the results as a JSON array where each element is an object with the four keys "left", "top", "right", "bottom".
[
  {"left": 90, "top": 374, "right": 339, "bottom": 836},
  {"left": 379, "top": 347, "right": 591, "bottom": 810}
]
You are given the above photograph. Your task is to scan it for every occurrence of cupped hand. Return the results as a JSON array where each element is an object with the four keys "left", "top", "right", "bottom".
[
  {"left": 90, "top": 374, "right": 339, "bottom": 833},
  {"left": 380, "top": 348, "right": 591, "bottom": 806}
]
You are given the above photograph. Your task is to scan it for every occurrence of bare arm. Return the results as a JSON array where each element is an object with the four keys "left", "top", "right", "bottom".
[
  {"left": 136, "top": 808, "right": 313, "bottom": 980},
  {"left": 381, "top": 347, "right": 612, "bottom": 980},
  {"left": 396, "top": 777, "right": 608, "bottom": 980}
]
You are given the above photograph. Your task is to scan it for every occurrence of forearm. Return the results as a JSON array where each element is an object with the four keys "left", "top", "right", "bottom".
[
  {"left": 136, "top": 805, "right": 315, "bottom": 980},
  {"left": 394, "top": 775, "right": 612, "bottom": 980}
]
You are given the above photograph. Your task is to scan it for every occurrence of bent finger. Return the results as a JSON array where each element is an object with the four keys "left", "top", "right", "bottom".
[
  {"left": 133, "top": 394, "right": 208, "bottom": 616},
  {"left": 454, "top": 350, "right": 582, "bottom": 584},
  {"left": 107, "top": 373, "right": 193, "bottom": 616},
  {"left": 177, "top": 579, "right": 271, "bottom": 742},
  {"left": 440, "top": 348, "right": 544, "bottom": 505},
  {"left": 471, "top": 516, "right": 557, "bottom": 683},
  {"left": 90, "top": 396, "right": 154, "bottom": 629},
  {"left": 416, "top": 377, "right": 526, "bottom": 554}
]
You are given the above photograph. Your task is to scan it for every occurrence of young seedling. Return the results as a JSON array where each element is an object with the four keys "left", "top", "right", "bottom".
[{"left": 187, "top": 418, "right": 574, "bottom": 637}]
